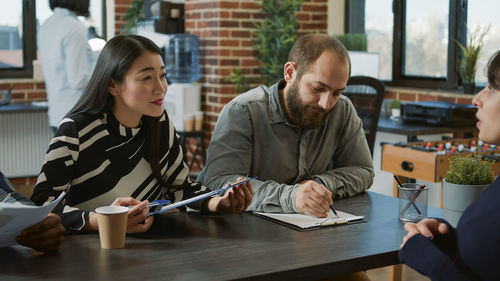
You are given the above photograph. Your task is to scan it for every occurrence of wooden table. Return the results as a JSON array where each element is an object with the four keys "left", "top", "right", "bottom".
[{"left": 0, "top": 192, "right": 443, "bottom": 281}]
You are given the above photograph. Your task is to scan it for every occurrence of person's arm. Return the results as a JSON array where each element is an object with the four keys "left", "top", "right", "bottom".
[
  {"left": 30, "top": 119, "right": 88, "bottom": 231},
  {"left": 399, "top": 235, "right": 473, "bottom": 281},
  {"left": 16, "top": 213, "right": 65, "bottom": 252},
  {"left": 313, "top": 98, "right": 374, "bottom": 199},
  {"left": 198, "top": 102, "right": 300, "bottom": 213},
  {"left": 64, "top": 22, "right": 94, "bottom": 90}
]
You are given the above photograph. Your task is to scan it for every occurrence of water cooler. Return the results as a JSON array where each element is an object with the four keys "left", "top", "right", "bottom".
[{"left": 163, "top": 34, "right": 201, "bottom": 132}]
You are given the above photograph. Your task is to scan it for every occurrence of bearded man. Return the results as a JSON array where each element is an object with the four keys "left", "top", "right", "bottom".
[{"left": 197, "top": 34, "right": 374, "bottom": 217}]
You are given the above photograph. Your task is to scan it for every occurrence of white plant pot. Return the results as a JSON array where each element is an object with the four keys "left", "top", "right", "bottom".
[{"left": 442, "top": 178, "right": 488, "bottom": 227}]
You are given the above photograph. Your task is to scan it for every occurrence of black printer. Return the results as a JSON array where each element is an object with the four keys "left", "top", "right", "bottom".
[{"left": 401, "top": 101, "right": 477, "bottom": 127}]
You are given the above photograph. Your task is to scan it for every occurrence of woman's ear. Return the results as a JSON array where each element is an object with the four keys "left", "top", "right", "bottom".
[
  {"left": 283, "top": 61, "right": 297, "bottom": 83},
  {"left": 107, "top": 79, "right": 119, "bottom": 96}
]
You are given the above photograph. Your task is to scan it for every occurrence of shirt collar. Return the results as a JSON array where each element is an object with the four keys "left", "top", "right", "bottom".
[
  {"left": 269, "top": 79, "right": 291, "bottom": 125},
  {"left": 53, "top": 7, "right": 78, "bottom": 18},
  {"left": 104, "top": 111, "right": 141, "bottom": 138}
]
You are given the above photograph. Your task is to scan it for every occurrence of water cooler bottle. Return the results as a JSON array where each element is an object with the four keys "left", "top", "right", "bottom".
[{"left": 163, "top": 34, "right": 201, "bottom": 132}]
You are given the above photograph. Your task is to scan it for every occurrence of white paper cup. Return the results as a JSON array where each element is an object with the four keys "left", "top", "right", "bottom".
[
  {"left": 184, "top": 114, "right": 194, "bottom": 132},
  {"left": 194, "top": 111, "right": 203, "bottom": 131},
  {"left": 95, "top": 206, "right": 128, "bottom": 249}
]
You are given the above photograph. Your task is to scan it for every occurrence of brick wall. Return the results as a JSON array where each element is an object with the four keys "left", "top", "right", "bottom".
[{"left": 184, "top": 0, "right": 328, "bottom": 142}]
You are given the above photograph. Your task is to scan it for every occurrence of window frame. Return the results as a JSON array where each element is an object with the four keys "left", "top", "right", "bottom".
[
  {"left": 0, "top": 0, "right": 107, "bottom": 79},
  {"left": 0, "top": 0, "right": 36, "bottom": 79},
  {"left": 345, "top": 0, "right": 469, "bottom": 90}
]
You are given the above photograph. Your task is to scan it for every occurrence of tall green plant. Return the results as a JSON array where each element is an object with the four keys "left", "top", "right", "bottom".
[
  {"left": 122, "top": 0, "right": 144, "bottom": 34},
  {"left": 456, "top": 25, "right": 490, "bottom": 84},
  {"left": 229, "top": 0, "right": 304, "bottom": 92}
]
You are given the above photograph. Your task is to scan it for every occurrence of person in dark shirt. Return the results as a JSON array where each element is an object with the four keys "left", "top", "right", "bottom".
[
  {"left": 31, "top": 35, "right": 252, "bottom": 234},
  {"left": 399, "top": 50, "right": 500, "bottom": 281},
  {"left": 1, "top": 171, "right": 64, "bottom": 252}
]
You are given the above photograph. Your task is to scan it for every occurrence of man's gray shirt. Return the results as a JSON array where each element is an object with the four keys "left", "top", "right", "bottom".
[{"left": 197, "top": 80, "right": 374, "bottom": 213}]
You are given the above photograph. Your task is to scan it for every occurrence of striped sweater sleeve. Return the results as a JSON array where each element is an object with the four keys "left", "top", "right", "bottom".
[{"left": 31, "top": 118, "right": 87, "bottom": 231}]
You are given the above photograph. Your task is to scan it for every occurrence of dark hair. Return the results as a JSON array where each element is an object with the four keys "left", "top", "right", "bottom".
[
  {"left": 68, "top": 34, "right": 166, "bottom": 184},
  {"left": 288, "top": 34, "right": 351, "bottom": 80},
  {"left": 49, "top": 0, "right": 89, "bottom": 16},
  {"left": 487, "top": 51, "right": 500, "bottom": 90}
]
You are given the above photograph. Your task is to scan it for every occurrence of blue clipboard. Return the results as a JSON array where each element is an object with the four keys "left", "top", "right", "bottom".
[{"left": 148, "top": 176, "right": 258, "bottom": 216}]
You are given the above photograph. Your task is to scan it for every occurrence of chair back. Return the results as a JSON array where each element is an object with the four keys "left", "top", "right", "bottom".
[{"left": 343, "top": 76, "right": 385, "bottom": 156}]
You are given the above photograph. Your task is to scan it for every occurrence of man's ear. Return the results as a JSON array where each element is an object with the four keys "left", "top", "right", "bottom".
[
  {"left": 107, "top": 79, "right": 119, "bottom": 96},
  {"left": 283, "top": 61, "right": 297, "bottom": 83}
]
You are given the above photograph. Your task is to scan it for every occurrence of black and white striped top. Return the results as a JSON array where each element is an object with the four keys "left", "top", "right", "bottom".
[{"left": 31, "top": 110, "right": 209, "bottom": 231}]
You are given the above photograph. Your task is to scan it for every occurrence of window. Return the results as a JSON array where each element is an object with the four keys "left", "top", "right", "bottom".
[
  {"left": 345, "top": 0, "right": 499, "bottom": 90},
  {"left": 0, "top": 0, "right": 106, "bottom": 79},
  {"left": 0, "top": 0, "right": 35, "bottom": 78}
]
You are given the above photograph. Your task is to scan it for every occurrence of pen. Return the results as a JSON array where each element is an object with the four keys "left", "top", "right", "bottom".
[
  {"left": 303, "top": 168, "right": 340, "bottom": 218},
  {"left": 394, "top": 175, "right": 423, "bottom": 215}
]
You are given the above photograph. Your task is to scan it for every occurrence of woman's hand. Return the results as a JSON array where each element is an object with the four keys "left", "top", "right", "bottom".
[
  {"left": 205, "top": 180, "right": 253, "bottom": 213},
  {"left": 16, "top": 213, "right": 65, "bottom": 252},
  {"left": 111, "top": 197, "right": 154, "bottom": 234},
  {"left": 400, "top": 218, "right": 449, "bottom": 248}
]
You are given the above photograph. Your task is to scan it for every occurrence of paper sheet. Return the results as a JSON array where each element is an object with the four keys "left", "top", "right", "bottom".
[
  {"left": 254, "top": 210, "right": 365, "bottom": 229},
  {"left": 0, "top": 192, "right": 65, "bottom": 247}
]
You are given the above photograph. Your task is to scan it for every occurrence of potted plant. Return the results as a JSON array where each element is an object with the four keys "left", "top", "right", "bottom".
[
  {"left": 388, "top": 99, "right": 400, "bottom": 120},
  {"left": 228, "top": 0, "right": 304, "bottom": 92},
  {"left": 456, "top": 25, "right": 490, "bottom": 94},
  {"left": 443, "top": 154, "right": 494, "bottom": 227}
]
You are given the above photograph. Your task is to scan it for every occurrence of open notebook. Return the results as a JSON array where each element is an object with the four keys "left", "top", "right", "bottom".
[{"left": 252, "top": 210, "right": 365, "bottom": 231}]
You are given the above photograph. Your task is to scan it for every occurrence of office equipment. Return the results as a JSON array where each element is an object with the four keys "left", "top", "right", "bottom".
[
  {"left": 343, "top": 76, "right": 385, "bottom": 156},
  {"left": 401, "top": 101, "right": 476, "bottom": 127},
  {"left": 252, "top": 210, "right": 365, "bottom": 231}
]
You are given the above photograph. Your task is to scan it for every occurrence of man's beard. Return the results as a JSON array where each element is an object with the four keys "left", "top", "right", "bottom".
[{"left": 285, "top": 80, "right": 330, "bottom": 129}]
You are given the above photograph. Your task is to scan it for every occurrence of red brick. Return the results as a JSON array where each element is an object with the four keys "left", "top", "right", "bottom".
[
  {"left": 220, "top": 59, "right": 239, "bottom": 66},
  {"left": 28, "top": 91, "right": 47, "bottom": 99},
  {"left": 220, "top": 40, "right": 239, "bottom": 47},
  {"left": 241, "top": 2, "right": 260, "bottom": 10},
  {"left": 312, "top": 14, "right": 327, "bottom": 21},
  {"left": 219, "top": 11, "right": 230, "bottom": 18},
  {"left": 220, "top": 20, "right": 239, "bottom": 28},
  {"left": 437, "top": 96, "right": 457, "bottom": 103},
  {"left": 114, "top": 0, "right": 132, "bottom": 4},
  {"left": 457, "top": 98, "right": 473, "bottom": 104},
  {"left": 231, "top": 31, "right": 251, "bottom": 38},
  {"left": 35, "top": 83, "right": 45, "bottom": 89},
  {"left": 417, "top": 95, "right": 437, "bottom": 102},
  {"left": 115, "top": 6, "right": 129, "bottom": 13},
  {"left": 14, "top": 83, "right": 34, "bottom": 90},
  {"left": 219, "top": 2, "right": 239, "bottom": 9},
  {"left": 0, "top": 83, "right": 12, "bottom": 90},
  {"left": 185, "top": 22, "right": 196, "bottom": 29},
  {"left": 384, "top": 92, "right": 397, "bottom": 99},
  {"left": 297, "top": 13, "right": 310, "bottom": 21},
  {"left": 242, "top": 21, "right": 258, "bottom": 28},
  {"left": 186, "top": 12, "right": 201, "bottom": 19},
  {"left": 242, "top": 59, "right": 260, "bottom": 66},
  {"left": 399, "top": 93, "right": 416, "bottom": 101},
  {"left": 231, "top": 50, "right": 255, "bottom": 57},
  {"left": 232, "top": 12, "right": 251, "bottom": 19},
  {"left": 301, "top": 23, "right": 327, "bottom": 30},
  {"left": 252, "top": 13, "right": 266, "bottom": 19},
  {"left": 302, "top": 4, "right": 327, "bottom": 12}
]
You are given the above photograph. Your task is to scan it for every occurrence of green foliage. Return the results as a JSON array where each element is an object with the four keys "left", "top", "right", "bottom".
[
  {"left": 388, "top": 99, "right": 400, "bottom": 110},
  {"left": 445, "top": 154, "right": 494, "bottom": 185},
  {"left": 226, "top": 69, "right": 251, "bottom": 93},
  {"left": 122, "top": 0, "right": 144, "bottom": 34},
  {"left": 334, "top": 33, "right": 368, "bottom": 51},
  {"left": 229, "top": 0, "right": 304, "bottom": 92},
  {"left": 456, "top": 25, "right": 490, "bottom": 84}
]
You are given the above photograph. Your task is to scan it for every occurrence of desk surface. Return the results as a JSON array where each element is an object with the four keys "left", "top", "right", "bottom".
[
  {"left": 378, "top": 116, "right": 476, "bottom": 139},
  {"left": 0, "top": 192, "right": 443, "bottom": 281}
]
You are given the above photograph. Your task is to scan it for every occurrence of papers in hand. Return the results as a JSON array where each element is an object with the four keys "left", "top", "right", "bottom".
[
  {"left": 253, "top": 209, "right": 365, "bottom": 230},
  {"left": 0, "top": 192, "right": 65, "bottom": 247},
  {"left": 148, "top": 176, "right": 257, "bottom": 216}
]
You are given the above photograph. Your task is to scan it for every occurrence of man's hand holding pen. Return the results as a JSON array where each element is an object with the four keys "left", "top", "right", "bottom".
[{"left": 295, "top": 180, "right": 334, "bottom": 218}]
